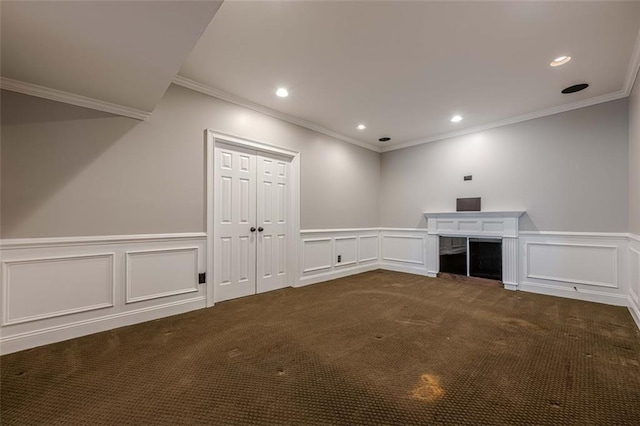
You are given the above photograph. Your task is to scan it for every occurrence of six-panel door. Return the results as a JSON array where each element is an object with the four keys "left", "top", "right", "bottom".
[{"left": 214, "top": 143, "right": 290, "bottom": 302}]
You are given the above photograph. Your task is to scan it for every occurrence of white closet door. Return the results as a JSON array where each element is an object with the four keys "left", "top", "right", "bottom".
[
  {"left": 214, "top": 143, "right": 257, "bottom": 302},
  {"left": 256, "top": 154, "right": 289, "bottom": 294}
]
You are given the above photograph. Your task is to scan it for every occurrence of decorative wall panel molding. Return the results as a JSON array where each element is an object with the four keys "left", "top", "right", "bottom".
[
  {"left": 0, "top": 233, "right": 206, "bottom": 355},
  {"left": 299, "top": 229, "right": 381, "bottom": 286},
  {"left": 2, "top": 253, "right": 115, "bottom": 325},
  {"left": 125, "top": 247, "right": 200, "bottom": 303},
  {"left": 628, "top": 235, "right": 640, "bottom": 329},
  {"left": 519, "top": 233, "right": 628, "bottom": 307}
]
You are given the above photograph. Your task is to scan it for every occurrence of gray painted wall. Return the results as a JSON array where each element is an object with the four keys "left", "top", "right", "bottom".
[
  {"left": 379, "top": 99, "right": 629, "bottom": 232},
  {"left": 1, "top": 85, "right": 380, "bottom": 238},
  {"left": 630, "top": 77, "right": 640, "bottom": 236}
]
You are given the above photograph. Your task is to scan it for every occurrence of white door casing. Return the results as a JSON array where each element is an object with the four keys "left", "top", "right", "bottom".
[{"left": 206, "top": 130, "right": 300, "bottom": 306}]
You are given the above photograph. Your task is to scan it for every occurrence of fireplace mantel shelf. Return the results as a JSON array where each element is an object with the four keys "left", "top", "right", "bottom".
[{"left": 424, "top": 211, "right": 525, "bottom": 219}]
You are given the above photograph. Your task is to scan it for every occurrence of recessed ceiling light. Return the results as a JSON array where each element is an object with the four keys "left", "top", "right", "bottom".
[
  {"left": 276, "top": 88, "right": 289, "bottom": 98},
  {"left": 357, "top": 124, "right": 366, "bottom": 130},
  {"left": 550, "top": 56, "right": 571, "bottom": 67},
  {"left": 450, "top": 115, "right": 463, "bottom": 123}
]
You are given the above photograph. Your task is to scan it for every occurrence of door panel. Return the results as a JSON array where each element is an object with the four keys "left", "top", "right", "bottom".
[
  {"left": 256, "top": 154, "right": 289, "bottom": 293},
  {"left": 214, "top": 143, "right": 257, "bottom": 302}
]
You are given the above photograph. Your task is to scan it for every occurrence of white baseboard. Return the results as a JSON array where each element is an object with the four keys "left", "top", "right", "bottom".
[
  {"left": 628, "top": 296, "right": 640, "bottom": 331},
  {"left": 519, "top": 281, "right": 629, "bottom": 307},
  {"left": 297, "top": 263, "right": 379, "bottom": 287},
  {"left": 0, "top": 297, "right": 205, "bottom": 355},
  {"left": 378, "top": 262, "right": 433, "bottom": 277}
]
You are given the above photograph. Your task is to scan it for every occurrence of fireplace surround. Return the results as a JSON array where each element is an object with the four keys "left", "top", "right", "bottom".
[{"left": 424, "top": 211, "right": 525, "bottom": 290}]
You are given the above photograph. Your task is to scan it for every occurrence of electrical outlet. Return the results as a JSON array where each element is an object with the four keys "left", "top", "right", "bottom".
[
  {"left": 337, "top": 255, "right": 342, "bottom": 263},
  {"left": 198, "top": 273, "right": 206, "bottom": 284},
  {"left": 464, "top": 175, "right": 472, "bottom": 181}
]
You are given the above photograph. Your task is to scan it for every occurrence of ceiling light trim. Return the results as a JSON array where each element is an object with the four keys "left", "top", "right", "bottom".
[
  {"left": 0, "top": 77, "right": 151, "bottom": 120},
  {"left": 381, "top": 89, "right": 627, "bottom": 152},
  {"left": 173, "top": 75, "right": 380, "bottom": 152}
]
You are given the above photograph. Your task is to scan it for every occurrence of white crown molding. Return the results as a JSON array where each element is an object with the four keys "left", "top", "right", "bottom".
[
  {"left": 0, "top": 77, "right": 151, "bottom": 121},
  {"left": 172, "top": 75, "right": 381, "bottom": 153},
  {"left": 381, "top": 90, "right": 628, "bottom": 153},
  {"left": 623, "top": 26, "right": 640, "bottom": 95}
]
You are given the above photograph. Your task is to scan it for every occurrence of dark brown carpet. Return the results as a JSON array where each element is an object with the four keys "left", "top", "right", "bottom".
[{"left": 2, "top": 270, "right": 640, "bottom": 425}]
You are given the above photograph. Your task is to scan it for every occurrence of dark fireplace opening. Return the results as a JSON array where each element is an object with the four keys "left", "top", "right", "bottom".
[
  {"left": 439, "top": 236, "right": 502, "bottom": 282},
  {"left": 469, "top": 238, "right": 502, "bottom": 281},
  {"left": 439, "top": 237, "right": 467, "bottom": 276}
]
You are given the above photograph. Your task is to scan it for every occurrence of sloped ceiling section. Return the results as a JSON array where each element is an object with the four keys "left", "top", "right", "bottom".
[{"left": 0, "top": 0, "right": 223, "bottom": 119}]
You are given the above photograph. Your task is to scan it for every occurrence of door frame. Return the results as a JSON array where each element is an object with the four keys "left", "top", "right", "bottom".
[{"left": 205, "top": 129, "right": 301, "bottom": 307}]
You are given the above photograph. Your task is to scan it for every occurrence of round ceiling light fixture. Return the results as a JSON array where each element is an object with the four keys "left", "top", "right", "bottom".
[
  {"left": 450, "top": 115, "right": 463, "bottom": 123},
  {"left": 550, "top": 56, "right": 571, "bottom": 67},
  {"left": 357, "top": 124, "right": 366, "bottom": 130},
  {"left": 561, "top": 83, "right": 589, "bottom": 94},
  {"left": 275, "top": 88, "right": 289, "bottom": 98},
  {"left": 379, "top": 137, "right": 391, "bottom": 142}
]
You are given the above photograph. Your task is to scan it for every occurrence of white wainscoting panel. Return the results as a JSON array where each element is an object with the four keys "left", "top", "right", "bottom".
[
  {"left": 299, "top": 229, "right": 380, "bottom": 286},
  {"left": 302, "top": 238, "right": 332, "bottom": 273},
  {"left": 334, "top": 237, "right": 357, "bottom": 267},
  {"left": 359, "top": 235, "right": 379, "bottom": 263},
  {"left": 0, "top": 233, "right": 206, "bottom": 355},
  {"left": 629, "top": 234, "right": 640, "bottom": 329},
  {"left": 519, "top": 232, "right": 628, "bottom": 306},
  {"left": 126, "top": 247, "right": 199, "bottom": 303},
  {"left": 2, "top": 253, "right": 115, "bottom": 325},
  {"left": 526, "top": 243, "right": 618, "bottom": 288},
  {"left": 379, "top": 229, "right": 430, "bottom": 276}
]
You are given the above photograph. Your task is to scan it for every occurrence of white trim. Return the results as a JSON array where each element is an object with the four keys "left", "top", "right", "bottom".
[
  {"left": 174, "top": 77, "right": 379, "bottom": 153},
  {"left": 630, "top": 233, "right": 640, "bottom": 243},
  {"left": 301, "top": 228, "right": 380, "bottom": 234},
  {"left": 0, "top": 77, "right": 151, "bottom": 121},
  {"left": 124, "top": 247, "right": 200, "bottom": 304},
  {"left": 2, "top": 253, "right": 116, "bottom": 325},
  {"left": 0, "top": 232, "right": 206, "bottom": 250},
  {"left": 519, "top": 281, "right": 629, "bottom": 307},
  {"left": 519, "top": 231, "right": 629, "bottom": 239},
  {"left": 379, "top": 262, "right": 435, "bottom": 277},
  {"left": 298, "top": 263, "right": 379, "bottom": 287},
  {"left": 205, "top": 129, "right": 301, "bottom": 307},
  {"left": 524, "top": 242, "right": 619, "bottom": 288},
  {"left": 381, "top": 91, "right": 627, "bottom": 152},
  {"left": 379, "top": 228, "right": 429, "bottom": 233},
  {"left": 629, "top": 296, "right": 640, "bottom": 331},
  {"left": 0, "top": 297, "right": 206, "bottom": 355},
  {"left": 623, "top": 26, "right": 640, "bottom": 95}
]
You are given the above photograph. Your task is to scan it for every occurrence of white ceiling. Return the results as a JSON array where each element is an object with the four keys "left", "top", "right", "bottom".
[
  {"left": 1, "top": 0, "right": 223, "bottom": 115},
  {"left": 179, "top": 1, "right": 640, "bottom": 151}
]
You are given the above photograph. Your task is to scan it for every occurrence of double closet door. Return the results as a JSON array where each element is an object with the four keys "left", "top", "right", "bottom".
[{"left": 214, "top": 143, "right": 290, "bottom": 302}]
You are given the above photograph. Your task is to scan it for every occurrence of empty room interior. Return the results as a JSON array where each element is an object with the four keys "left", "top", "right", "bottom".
[{"left": 2, "top": 1, "right": 640, "bottom": 424}]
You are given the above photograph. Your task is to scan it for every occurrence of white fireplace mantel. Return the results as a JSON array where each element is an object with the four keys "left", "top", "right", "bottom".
[{"left": 423, "top": 211, "right": 525, "bottom": 290}]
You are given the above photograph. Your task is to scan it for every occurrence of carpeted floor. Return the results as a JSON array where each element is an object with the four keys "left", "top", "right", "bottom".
[{"left": 2, "top": 270, "right": 640, "bottom": 425}]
